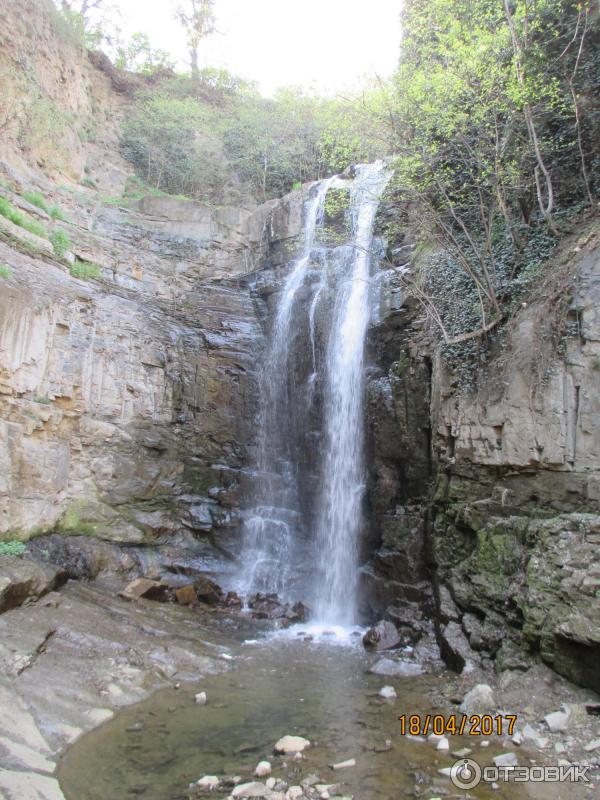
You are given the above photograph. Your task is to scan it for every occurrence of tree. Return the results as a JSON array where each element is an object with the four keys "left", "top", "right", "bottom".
[
  {"left": 114, "top": 32, "right": 175, "bottom": 74},
  {"left": 173, "top": 0, "right": 216, "bottom": 82}
]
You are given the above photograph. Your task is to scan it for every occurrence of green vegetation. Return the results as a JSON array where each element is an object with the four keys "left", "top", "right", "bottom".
[
  {"left": 0, "top": 264, "right": 12, "bottom": 279},
  {"left": 50, "top": 229, "right": 71, "bottom": 260},
  {"left": 23, "top": 191, "right": 67, "bottom": 221},
  {"left": 70, "top": 259, "right": 101, "bottom": 279},
  {"left": 0, "top": 540, "right": 26, "bottom": 558},
  {"left": 0, "top": 196, "right": 47, "bottom": 238},
  {"left": 382, "top": 0, "right": 599, "bottom": 387}
]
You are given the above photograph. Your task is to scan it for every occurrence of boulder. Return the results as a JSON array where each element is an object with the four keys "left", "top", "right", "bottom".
[
  {"left": 118, "top": 578, "right": 169, "bottom": 602},
  {"left": 362, "top": 620, "right": 401, "bottom": 651},
  {"left": 0, "top": 556, "right": 67, "bottom": 614}
]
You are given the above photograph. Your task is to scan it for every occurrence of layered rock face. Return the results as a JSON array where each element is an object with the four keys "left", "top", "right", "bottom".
[
  {"left": 0, "top": 178, "right": 307, "bottom": 573},
  {"left": 364, "top": 223, "right": 600, "bottom": 691}
]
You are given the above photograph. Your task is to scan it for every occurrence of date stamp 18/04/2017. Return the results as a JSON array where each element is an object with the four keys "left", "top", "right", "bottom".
[{"left": 398, "top": 714, "right": 518, "bottom": 737}]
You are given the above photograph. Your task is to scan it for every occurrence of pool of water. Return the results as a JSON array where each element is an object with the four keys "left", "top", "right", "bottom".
[{"left": 58, "top": 626, "right": 536, "bottom": 800}]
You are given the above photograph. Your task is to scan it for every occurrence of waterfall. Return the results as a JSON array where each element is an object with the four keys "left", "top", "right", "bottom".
[{"left": 239, "top": 163, "right": 391, "bottom": 624}]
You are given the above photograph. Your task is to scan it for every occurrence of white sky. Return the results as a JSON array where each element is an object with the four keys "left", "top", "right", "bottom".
[{"left": 113, "top": 0, "right": 402, "bottom": 95}]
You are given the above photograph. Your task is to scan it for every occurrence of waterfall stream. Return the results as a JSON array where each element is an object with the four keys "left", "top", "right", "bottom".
[{"left": 239, "top": 163, "right": 391, "bottom": 625}]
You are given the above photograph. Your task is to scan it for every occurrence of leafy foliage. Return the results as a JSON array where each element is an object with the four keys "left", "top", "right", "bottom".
[
  {"left": 0, "top": 264, "right": 13, "bottom": 279},
  {"left": 0, "top": 540, "right": 26, "bottom": 558},
  {"left": 386, "top": 0, "right": 600, "bottom": 377}
]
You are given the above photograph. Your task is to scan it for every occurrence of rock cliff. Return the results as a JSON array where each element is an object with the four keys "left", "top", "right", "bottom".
[{"left": 364, "top": 220, "right": 600, "bottom": 692}]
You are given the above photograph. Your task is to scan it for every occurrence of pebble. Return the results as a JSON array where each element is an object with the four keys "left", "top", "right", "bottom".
[
  {"left": 293, "top": 753, "right": 303, "bottom": 761},
  {"left": 379, "top": 686, "right": 397, "bottom": 700},
  {"left": 266, "top": 778, "right": 276, "bottom": 789},
  {"left": 286, "top": 787, "right": 303, "bottom": 799},
  {"left": 427, "top": 733, "right": 443, "bottom": 743},
  {"left": 480, "top": 740, "right": 490, "bottom": 748},
  {"left": 331, "top": 759, "right": 356, "bottom": 770},
  {"left": 274, "top": 735, "right": 311, "bottom": 754},
  {"left": 255, "top": 761, "right": 271, "bottom": 778},
  {"left": 195, "top": 692, "right": 207, "bottom": 705},
  {"left": 436, "top": 736, "right": 450, "bottom": 751}
]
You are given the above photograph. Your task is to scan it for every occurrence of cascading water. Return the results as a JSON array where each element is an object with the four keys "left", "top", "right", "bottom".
[
  {"left": 312, "top": 164, "right": 391, "bottom": 624},
  {"left": 239, "top": 178, "right": 334, "bottom": 596},
  {"left": 239, "top": 162, "right": 391, "bottom": 625}
]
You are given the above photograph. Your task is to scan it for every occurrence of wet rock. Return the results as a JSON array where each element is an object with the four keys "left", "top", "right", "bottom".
[
  {"left": 286, "top": 787, "right": 303, "bottom": 799},
  {"left": 362, "top": 620, "right": 401, "bottom": 651},
  {"left": 119, "top": 578, "right": 169, "bottom": 602},
  {"left": 195, "top": 577, "right": 224, "bottom": 605},
  {"left": 195, "top": 692, "right": 207, "bottom": 705},
  {"left": 176, "top": 585, "right": 198, "bottom": 606},
  {"left": 436, "top": 736, "right": 449, "bottom": 751},
  {"left": 0, "top": 556, "right": 67, "bottom": 613},
  {"left": 378, "top": 685, "right": 397, "bottom": 700},
  {"left": 460, "top": 684, "right": 495, "bottom": 715},
  {"left": 255, "top": 761, "right": 271, "bottom": 777},
  {"left": 274, "top": 735, "right": 310, "bottom": 754},
  {"left": 370, "top": 658, "right": 423, "bottom": 677},
  {"left": 248, "top": 594, "right": 308, "bottom": 625}
]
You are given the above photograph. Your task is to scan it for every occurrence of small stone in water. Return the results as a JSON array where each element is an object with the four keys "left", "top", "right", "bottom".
[
  {"left": 452, "top": 747, "right": 472, "bottom": 758},
  {"left": 293, "top": 752, "right": 303, "bottom": 761},
  {"left": 331, "top": 758, "right": 356, "bottom": 770},
  {"left": 274, "top": 735, "right": 311, "bottom": 754},
  {"left": 493, "top": 752, "right": 518, "bottom": 768},
  {"left": 436, "top": 736, "right": 450, "bottom": 751},
  {"left": 379, "top": 686, "right": 397, "bottom": 700},
  {"left": 255, "top": 761, "right": 271, "bottom": 778},
  {"left": 195, "top": 692, "right": 207, "bottom": 705}
]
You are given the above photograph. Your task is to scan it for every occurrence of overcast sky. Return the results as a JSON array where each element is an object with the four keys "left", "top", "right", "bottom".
[{"left": 113, "top": 0, "right": 402, "bottom": 95}]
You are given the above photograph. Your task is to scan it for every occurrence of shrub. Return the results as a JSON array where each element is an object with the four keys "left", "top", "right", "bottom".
[
  {"left": 23, "top": 190, "right": 50, "bottom": 213},
  {"left": 0, "top": 264, "right": 12, "bottom": 279},
  {"left": 0, "top": 196, "right": 47, "bottom": 238},
  {"left": 50, "top": 229, "right": 71, "bottom": 260},
  {"left": 0, "top": 540, "right": 26, "bottom": 558},
  {"left": 70, "top": 259, "right": 101, "bottom": 279}
]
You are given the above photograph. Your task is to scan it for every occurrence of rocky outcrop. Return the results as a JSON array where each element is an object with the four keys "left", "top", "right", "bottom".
[
  {"left": 0, "top": 165, "right": 309, "bottom": 582},
  {"left": 365, "top": 220, "right": 600, "bottom": 692}
]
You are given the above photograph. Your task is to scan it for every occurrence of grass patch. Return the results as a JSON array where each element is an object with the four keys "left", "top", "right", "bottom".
[
  {"left": 0, "top": 540, "right": 26, "bottom": 558},
  {"left": 70, "top": 258, "right": 101, "bottom": 279},
  {"left": 0, "top": 264, "right": 12, "bottom": 279},
  {"left": 0, "top": 196, "right": 47, "bottom": 238},
  {"left": 23, "top": 190, "right": 67, "bottom": 221},
  {"left": 50, "top": 228, "right": 70, "bottom": 260}
]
